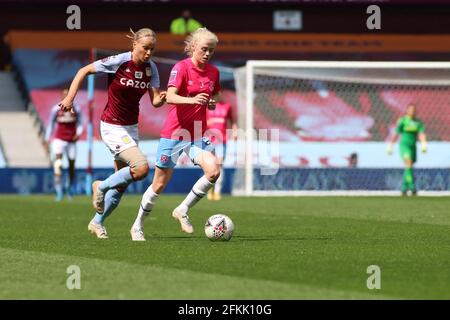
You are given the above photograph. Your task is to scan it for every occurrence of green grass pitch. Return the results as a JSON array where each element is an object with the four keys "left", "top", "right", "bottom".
[{"left": 0, "top": 195, "right": 448, "bottom": 299}]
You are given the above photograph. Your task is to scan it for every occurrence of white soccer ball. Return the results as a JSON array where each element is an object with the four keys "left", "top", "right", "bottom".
[{"left": 204, "top": 214, "right": 235, "bottom": 241}]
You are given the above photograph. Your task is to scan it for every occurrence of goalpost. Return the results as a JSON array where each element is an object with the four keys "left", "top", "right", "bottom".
[
  {"left": 85, "top": 48, "right": 96, "bottom": 195},
  {"left": 232, "top": 61, "right": 450, "bottom": 196}
]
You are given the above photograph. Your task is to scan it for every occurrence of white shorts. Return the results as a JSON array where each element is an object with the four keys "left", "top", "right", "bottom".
[
  {"left": 52, "top": 138, "right": 76, "bottom": 160},
  {"left": 100, "top": 121, "right": 139, "bottom": 160}
]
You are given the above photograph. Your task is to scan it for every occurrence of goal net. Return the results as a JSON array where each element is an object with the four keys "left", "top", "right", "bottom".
[{"left": 232, "top": 61, "right": 450, "bottom": 196}]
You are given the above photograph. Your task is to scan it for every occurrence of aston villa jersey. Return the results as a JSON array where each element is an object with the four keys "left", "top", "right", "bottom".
[{"left": 93, "top": 52, "right": 160, "bottom": 126}]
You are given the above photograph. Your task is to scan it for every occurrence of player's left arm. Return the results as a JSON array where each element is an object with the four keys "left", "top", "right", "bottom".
[
  {"left": 148, "top": 87, "right": 166, "bottom": 108},
  {"left": 148, "top": 61, "right": 166, "bottom": 108},
  {"left": 419, "top": 122, "right": 427, "bottom": 153}
]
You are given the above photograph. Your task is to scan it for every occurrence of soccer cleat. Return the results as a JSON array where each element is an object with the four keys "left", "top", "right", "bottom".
[
  {"left": 130, "top": 227, "right": 146, "bottom": 241},
  {"left": 213, "top": 192, "right": 222, "bottom": 201},
  {"left": 92, "top": 180, "right": 105, "bottom": 213},
  {"left": 207, "top": 189, "right": 214, "bottom": 201},
  {"left": 88, "top": 220, "right": 108, "bottom": 239},
  {"left": 172, "top": 207, "right": 194, "bottom": 234}
]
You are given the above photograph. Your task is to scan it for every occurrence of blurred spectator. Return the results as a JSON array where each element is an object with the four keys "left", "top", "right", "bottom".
[
  {"left": 44, "top": 88, "right": 84, "bottom": 201},
  {"left": 206, "top": 93, "right": 237, "bottom": 201},
  {"left": 170, "top": 10, "right": 203, "bottom": 35},
  {"left": 348, "top": 152, "right": 358, "bottom": 168}
]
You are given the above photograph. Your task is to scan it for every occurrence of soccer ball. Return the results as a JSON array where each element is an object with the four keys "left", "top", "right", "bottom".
[{"left": 204, "top": 214, "right": 234, "bottom": 241}]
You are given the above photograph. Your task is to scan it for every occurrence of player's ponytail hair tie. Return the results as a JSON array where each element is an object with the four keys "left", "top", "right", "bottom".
[
  {"left": 184, "top": 27, "right": 219, "bottom": 57},
  {"left": 127, "top": 28, "right": 156, "bottom": 44}
]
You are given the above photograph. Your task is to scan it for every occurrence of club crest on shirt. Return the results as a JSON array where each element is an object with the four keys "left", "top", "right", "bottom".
[
  {"left": 169, "top": 70, "right": 177, "bottom": 82},
  {"left": 145, "top": 67, "right": 152, "bottom": 77},
  {"left": 135, "top": 71, "right": 143, "bottom": 79},
  {"left": 121, "top": 135, "right": 131, "bottom": 144}
]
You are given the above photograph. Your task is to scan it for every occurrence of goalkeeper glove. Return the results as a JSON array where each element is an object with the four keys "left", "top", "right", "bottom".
[
  {"left": 421, "top": 142, "right": 427, "bottom": 153},
  {"left": 386, "top": 143, "right": 393, "bottom": 155}
]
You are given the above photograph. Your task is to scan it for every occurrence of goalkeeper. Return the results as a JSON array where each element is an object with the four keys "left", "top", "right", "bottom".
[{"left": 387, "top": 104, "right": 427, "bottom": 195}]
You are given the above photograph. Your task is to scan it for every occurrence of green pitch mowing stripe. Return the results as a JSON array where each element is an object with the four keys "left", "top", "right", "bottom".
[
  {"left": 0, "top": 247, "right": 390, "bottom": 299},
  {"left": 0, "top": 195, "right": 449, "bottom": 299}
]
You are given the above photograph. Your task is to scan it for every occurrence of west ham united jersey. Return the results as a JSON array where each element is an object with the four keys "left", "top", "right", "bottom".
[
  {"left": 93, "top": 52, "right": 160, "bottom": 125},
  {"left": 45, "top": 104, "right": 84, "bottom": 142},
  {"left": 160, "top": 58, "right": 220, "bottom": 141}
]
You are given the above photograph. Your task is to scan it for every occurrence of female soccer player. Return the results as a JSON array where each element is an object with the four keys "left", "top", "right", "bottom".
[
  {"left": 45, "top": 88, "right": 84, "bottom": 201},
  {"left": 59, "top": 28, "right": 166, "bottom": 239},
  {"left": 130, "top": 28, "right": 221, "bottom": 241},
  {"left": 387, "top": 104, "right": 427, "bottom": 196}
]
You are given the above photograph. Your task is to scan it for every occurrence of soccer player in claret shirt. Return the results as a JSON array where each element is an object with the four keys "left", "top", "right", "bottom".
[
  {"left": 59, "top": 28, "right": 166, "bottom": 239},
  {"left": 387, "top": 104, "right": 427, "bottom": 196},
  {"left": 131, "top": 28, "right": 221, "bottom": 241},
  {"left": 205, "top": 95, "right": 237, "bottom": 200},
  {"left": 45, "top": 88, "right": 84, "bottom": 201}
]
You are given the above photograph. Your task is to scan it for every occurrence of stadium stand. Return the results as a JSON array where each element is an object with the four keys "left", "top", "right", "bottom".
[
  {"left": 0, "top": 71, "right": 25, "bottom": 112},
  {"left": 0, "top": 113, "right": 49, "bottom": 167},
  {"left": 0, "top": 71, "right": 49, "bottom": 167}
]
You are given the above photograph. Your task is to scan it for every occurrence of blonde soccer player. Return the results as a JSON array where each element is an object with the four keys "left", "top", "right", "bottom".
[
  {"left": 59, "top": 28, "right": 166, "bottom": 239},
  {"left": 131, "top": 28, "right": 221, "bottom": 241}
]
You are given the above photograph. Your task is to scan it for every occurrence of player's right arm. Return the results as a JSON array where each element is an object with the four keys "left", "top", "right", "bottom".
[
  {"left": 147, "top": 61, "right": 166, "bottom": 108},
  {"left": 387, "top": 118, "right": 402, "bottom": 155},
  {"left": 166, "top": 63, "right": 209, "bottom": 106},
  {"left": 166, "top": 87, "right": 209, "bottom": 105},
  {"left": 59, "top": 64, "right": 97, "bottom": 113},
  {"left": 43, "top": 106, "right": 58, "bottom": 150}
]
